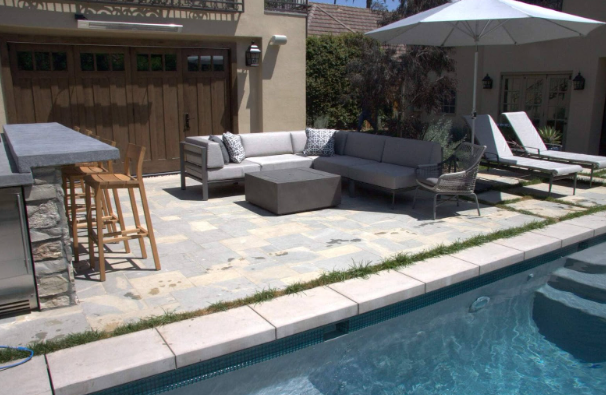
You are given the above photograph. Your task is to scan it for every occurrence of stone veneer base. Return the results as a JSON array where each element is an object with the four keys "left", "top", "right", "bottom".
[{"left": 26, "top": 167, "right": 76, "bottom": 309}]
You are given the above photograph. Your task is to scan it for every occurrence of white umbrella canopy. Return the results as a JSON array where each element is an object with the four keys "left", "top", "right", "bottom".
[{"left": 366, "top": 0, "right": 605, "bottom": 143}]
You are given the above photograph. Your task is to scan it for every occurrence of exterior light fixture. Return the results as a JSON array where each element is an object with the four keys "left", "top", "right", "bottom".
[
  {"left": 573, "top": 72, "right": 585, "bottom": 90},
  {"left": 482, "top": 74, "right": 493, "bottom": 89},
  {"left": 245, "top": 42, "right": 261, "bottom": 67}
]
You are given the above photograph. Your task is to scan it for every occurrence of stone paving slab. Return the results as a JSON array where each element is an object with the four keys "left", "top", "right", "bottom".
[
  {"left": 47, "top": 329, "right": 175, "bottom": 395},
  {"left": 251, "top": 287, "right": 358, "bottom": 339},
  {"left": 504, "top": 199, "right": 585, "bottom": 218},
  {"left": 476, "top": 190, "right": 521, "bottom": 204},
  {"left": 157, "top": 306, "right": 275, "bottom": 368},
  {"left": 0, "top": 356, "right": 52, "bottom": 395}
]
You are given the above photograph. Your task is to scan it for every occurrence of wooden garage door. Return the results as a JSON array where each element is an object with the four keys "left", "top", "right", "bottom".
[{"left": 7, "top": 43, "right": 233, "bottom": 174}]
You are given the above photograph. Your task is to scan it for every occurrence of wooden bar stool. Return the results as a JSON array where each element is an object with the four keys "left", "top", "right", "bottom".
[
  {"left": 85, "top": 143, "right": 160, "bottom": 281},
  {"left": 62, "top": 138, "right": 129, "bottom": 263}
]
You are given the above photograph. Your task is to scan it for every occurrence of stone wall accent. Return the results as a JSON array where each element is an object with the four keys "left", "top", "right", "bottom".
[{"left": 24, "top": 167, "right": 77, "bottom": 309}]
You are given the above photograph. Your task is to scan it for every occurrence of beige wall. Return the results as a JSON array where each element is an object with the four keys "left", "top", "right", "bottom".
[
  {"left": 452, "top": 0, "right": 606, "bottom": 154},
  {"left": 0, "top": 0, "right": 306, "bottom": 133}
]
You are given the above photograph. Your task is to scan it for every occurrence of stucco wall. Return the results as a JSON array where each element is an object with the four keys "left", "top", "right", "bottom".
[
  {"left": 452, "top": 0, "right": 606, "bottom": 154},
  {"left": 0, "top": 0, "right": 306, "bottom": 133}
]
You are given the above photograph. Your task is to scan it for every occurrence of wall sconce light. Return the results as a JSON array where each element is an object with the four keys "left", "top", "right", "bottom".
[
  {"left": 482, "top": 74, "right": 493, "bottom": 89},
  {"left": 270, "top": 35, "right": 288, "bottom": 45},
  {"left": 573, "top": 72, "right": 585, "bottom": 90},
  {"left": 245, "top": 42, "right": 261, "bottom": 67}
]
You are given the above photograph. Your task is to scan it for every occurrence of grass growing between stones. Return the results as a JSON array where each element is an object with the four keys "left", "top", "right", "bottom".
[{"left": 1, "top": 202, "right": 605, "bottom": 365}]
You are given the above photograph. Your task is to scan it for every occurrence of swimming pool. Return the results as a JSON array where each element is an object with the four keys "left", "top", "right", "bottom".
[{"left": 98, "top": 240, "right": 606, "bottom": 395}]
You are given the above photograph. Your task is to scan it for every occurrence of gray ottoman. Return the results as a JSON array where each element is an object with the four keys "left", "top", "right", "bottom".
[{"left": 245, "top": 168, "right": 341, "bottom": 215}]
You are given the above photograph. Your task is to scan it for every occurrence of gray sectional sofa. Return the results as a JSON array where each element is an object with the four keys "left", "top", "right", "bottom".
[{"left": 180, "top": 131, "right": 442, "bottom": 203}]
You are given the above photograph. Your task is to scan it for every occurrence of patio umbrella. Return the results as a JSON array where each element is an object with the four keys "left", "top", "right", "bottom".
[{"left": 365, "top": 0, "right": 604, "bottom": 144}]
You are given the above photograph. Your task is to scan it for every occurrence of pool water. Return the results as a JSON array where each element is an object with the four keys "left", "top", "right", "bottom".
[{"left": 170, "top": 256, "right": 606, "bottom": 395}]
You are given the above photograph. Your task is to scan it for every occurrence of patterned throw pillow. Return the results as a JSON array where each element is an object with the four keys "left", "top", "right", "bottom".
[
  {"left": 222, "top": 132, "right": 245, "bottom": 163},
  {"left": 303, "top": 128, "right": 336, "bottom": 156}
]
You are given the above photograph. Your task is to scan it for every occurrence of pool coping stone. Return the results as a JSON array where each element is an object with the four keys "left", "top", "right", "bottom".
[
  {"left": 157, "top": 306, "right": 276, "bottom": 368},
  {"left": 328, "top": 270, "right": 425, "bottom": 314},
  {"left": 0, "top": 355, "right": 52, "bottom": 395},
  {"left": 46, "top": 329, "right": 176, "bottom": 395},
  {"left": 450, "top": 242, "right": 525, "bottom": 274},
  {"left": 397, "top": 255, "right": 479, "bottom": 292},
  {"left": 250, "top": 286, "right": 358, "bottom": 339}
]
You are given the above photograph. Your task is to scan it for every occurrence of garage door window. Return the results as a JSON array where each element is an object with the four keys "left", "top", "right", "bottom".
[
  {"left": 138, "top": 53, "right": 177, "bottom": 72},
  {"left": 81, "top": 53, "right": 125, "bottom": 72},
  {"left": 17, "top": 51, "right": 67, "bottom": 71}
]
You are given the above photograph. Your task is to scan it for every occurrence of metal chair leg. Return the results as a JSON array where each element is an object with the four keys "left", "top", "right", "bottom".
[
  {"left": 412, "top": 186, "right": 419, "bottom": 209},
  {"left": 548, "top": 175, "right": 553, "bottom": 196},
  {"left": 391, "top": 192, "right": 396, "bottom": 209},
  {"left": 573, "top": 174, "right": 577, "bottom": 195},
  {"left": 433, "top": 193, "right": 439, "bottom": 220},
  {"left": 473, "top": 193, "right": 481, "bottom": 216},
  {"left": 590, "top": 168, "right": 594, "bottom": 188}
]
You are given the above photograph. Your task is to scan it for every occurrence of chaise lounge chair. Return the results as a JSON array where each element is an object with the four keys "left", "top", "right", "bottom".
[
  {"left": 464, "top": 115, "right": 582, "bottom": 195},
  {"left": 503, "top": 111, "right": 606, "bottom": 187}
]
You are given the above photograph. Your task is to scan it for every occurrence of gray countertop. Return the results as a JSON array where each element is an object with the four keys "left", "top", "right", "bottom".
[
  {"left": 1, "top": 123, "right": 120, "bottom": 188},
  {"left": 0, "top": 135, "right": 33, "bottom": 188}
]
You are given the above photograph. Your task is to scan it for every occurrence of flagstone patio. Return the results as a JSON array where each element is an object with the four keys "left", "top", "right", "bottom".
[{"left": 1, "top": 170, "right": 604, "bottom": 346}]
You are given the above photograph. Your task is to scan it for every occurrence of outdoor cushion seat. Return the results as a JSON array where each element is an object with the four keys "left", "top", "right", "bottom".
[
  {"left": 245, "top": 154, "right": 313, "bottom": 171},
  {"left": 497, "top": 156, "right": 581, "bottom": 176},
  {"left": 312, "top": 155, "right": 376, "bottom": 177},
  {"left": 348, "top": 163, "right": 417, "bottom": 190},
  {"left": 206, "top": 161, "right": 259, "bottom": 181}
]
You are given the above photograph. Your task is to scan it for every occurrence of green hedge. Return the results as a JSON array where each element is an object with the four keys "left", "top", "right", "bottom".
[{"left": 306, "top": 33, "right": 371, "bottom": 129}]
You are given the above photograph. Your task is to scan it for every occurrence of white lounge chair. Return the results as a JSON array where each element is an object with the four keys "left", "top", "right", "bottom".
[
  {"left": 503, "top": 111, "right": 606, "bottom": 186},
  {"left": 464, "top": 115, "right": 582, "bottom": 195}
]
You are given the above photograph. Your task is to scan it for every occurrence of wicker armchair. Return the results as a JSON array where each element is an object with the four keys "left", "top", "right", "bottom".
[{"left": 412, "top": 143, "right": 486, "bottom": 220}]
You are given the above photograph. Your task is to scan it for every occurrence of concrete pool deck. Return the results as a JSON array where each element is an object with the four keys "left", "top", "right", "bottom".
[{"left": 2, "top": 169, "right": 606, "bottom": 394}]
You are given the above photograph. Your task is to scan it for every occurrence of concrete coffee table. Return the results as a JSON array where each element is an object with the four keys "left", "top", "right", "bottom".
[{"left": 245, "top": 168, "right": 341, "bottom": 215}]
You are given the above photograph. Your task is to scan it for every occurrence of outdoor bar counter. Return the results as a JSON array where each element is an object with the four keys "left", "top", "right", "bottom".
[{"left": 0, "top": 123, "right": 119, "bottom": 311}]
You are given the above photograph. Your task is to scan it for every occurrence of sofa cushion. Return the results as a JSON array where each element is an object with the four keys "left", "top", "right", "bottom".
[
  {"left": 303, "top": 128, "right": 336, "bottom": 156},
  {"left": 246, "top": 154, "right": 314, "bottom": 171},
  {"left": 240, "top": 131, "right": 294, "bottom": 158},
  {"left": 312, "top": 155, "right": 376, "bottom": 177},
  {"left": 207, "top": 160, "right": 260, "bottom": 181},
  {"left": 290, "top": 131, "right": 307, "bottom": 154},
  {"left": 348, "top": 163, "right": 417, "bottom": 190},
  {"left": 344, "top": 132, "right": 387, "bottom": 162},
  {"left": 209, "top": 135, "right": 229, "bottom": 164},
  {"left": 223, "top": 132, "right": 246, "bottom": 163},
  {"left": 382, "top": 137, "right": 442, "bottom": 167},
  {"left": 334, "top": 131, "right": 349, "bottom": 155},
  {"left": 184, "top": 136, "right": 224, "bottom": 169}
]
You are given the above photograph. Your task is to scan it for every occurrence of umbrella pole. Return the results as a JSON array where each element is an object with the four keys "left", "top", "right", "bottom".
[{"left": 471, "top": 44, "right": 478, "bottom": 145}]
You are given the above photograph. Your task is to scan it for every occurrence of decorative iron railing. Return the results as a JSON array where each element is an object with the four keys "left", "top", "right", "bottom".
[
  {"left": 522, "top": 0, "right": 563, "bottom": 11},
  {"left": 74, "top": 0, "right": 244, "bottom": 12},
  {"left": 265, "top": 0, "right": 308, "bottom": 14}
]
